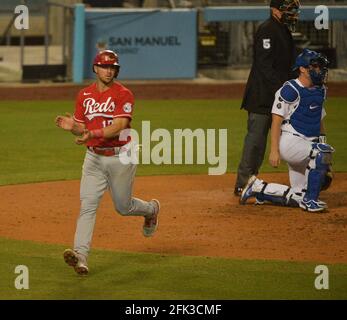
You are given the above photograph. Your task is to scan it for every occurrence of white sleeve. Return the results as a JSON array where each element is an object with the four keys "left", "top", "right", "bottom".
[{"left": 271, "top": 90, "right": 288, "bottom": 118}]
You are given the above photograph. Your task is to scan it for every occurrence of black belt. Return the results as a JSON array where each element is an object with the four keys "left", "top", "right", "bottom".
[
  {"left": 282, "top": 120, "right": 320, "bottom": 141},
  {"left": 282, "top": 130, "right": 319, "bottom": 142},
  {"left": 282, "top": 120, "right": 308, "bottom": 138},
  {"left": 282, "top": 131, "right": 301, "bottom": 138}
]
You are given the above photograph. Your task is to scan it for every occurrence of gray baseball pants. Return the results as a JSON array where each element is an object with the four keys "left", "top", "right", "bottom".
[
  {"left": 235, "top": 112, "right": 272, "bottom": 189},
  {"left": 74, "top": 148, "right": 155, "bottom": 257}
]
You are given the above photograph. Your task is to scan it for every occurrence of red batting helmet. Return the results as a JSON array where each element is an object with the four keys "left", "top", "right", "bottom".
[{"left": 93, "top": 50, "right": 120, "bottom": 68}]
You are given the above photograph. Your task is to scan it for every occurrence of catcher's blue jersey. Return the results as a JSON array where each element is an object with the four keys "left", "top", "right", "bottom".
[{"left": 282, "top": 80, "right": 325, "bottom": 137}]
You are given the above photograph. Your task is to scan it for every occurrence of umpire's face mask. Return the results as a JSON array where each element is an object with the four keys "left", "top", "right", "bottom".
[
  {"left": 280, "top": 0, "right": 300, "bottom": 32},
  {"left": 281, "top": 9, "right": 299, "bottom": 31}
]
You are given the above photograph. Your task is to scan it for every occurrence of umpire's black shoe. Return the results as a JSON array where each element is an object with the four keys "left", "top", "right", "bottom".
[{"left": 234, "top": 187, "right": 243, "bottom": 196}]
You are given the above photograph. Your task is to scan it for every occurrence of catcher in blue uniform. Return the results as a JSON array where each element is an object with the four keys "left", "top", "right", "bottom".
[{"left": 240, "top": 49, "right": 334, "bottom": 213}]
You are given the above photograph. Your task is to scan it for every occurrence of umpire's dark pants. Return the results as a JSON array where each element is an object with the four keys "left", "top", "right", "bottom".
[{"left": 235, "top": 112, "right": 272, "bottom": 189}]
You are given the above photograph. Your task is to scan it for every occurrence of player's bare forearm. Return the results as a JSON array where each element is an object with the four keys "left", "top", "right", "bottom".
[
  {"left": 102, "top": 118, "right": 130, "bottom": 139},
  {"left": 320, "top": 121, "right": 325, "bottom": 135},
  {"left": 269, "top": 114, "right": 283, "bottom": 167},
  {"left": 75, "top": 118, "right": 130, "bottom": 145},
  {"left": 55, "top": 112, "right": 85, "bottom": 136},
  {"left": 270, "top": 114, "right": 282, "bottom": 152},
  {"left": 319, "top": 121, "right": 327, "bottom": 143},
  {"left": 71, "top": 122, "right": 85, "bottom": 136}
]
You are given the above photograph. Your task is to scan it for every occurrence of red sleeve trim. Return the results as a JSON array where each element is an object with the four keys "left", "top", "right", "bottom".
[
  {"left": 73, "top": 116, "right": 85, "bottom": 123},
  {"left": 113, "top": 114, "right": 132, "bottom": 119}
]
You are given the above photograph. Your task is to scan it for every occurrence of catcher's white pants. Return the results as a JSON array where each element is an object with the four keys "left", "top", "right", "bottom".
[
  {"left": 74, "top": 147, "right": 155, "bottom": 257},
  {"left": 253, "top": 132, "right": 314, "bottom": 204},
  {"left": 279, "top": 131, "right": 313, "bottom": 192}
]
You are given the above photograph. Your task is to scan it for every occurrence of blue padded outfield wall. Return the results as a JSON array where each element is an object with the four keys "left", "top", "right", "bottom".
[{"left": 83, "top": 8, "right": 197, "bottom": 80}]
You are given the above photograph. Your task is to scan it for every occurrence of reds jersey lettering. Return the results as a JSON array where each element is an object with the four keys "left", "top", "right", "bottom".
[
  {"left": 73, "top": 82, "right": 134, "bottom": 148},
  {"left": 83, "top": 97, "right": 116, "bottom": 116}
]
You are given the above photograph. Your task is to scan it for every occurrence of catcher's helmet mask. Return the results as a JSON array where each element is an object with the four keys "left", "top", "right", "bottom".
[{"left": 294, "top": 48, "right": 329, "bottom": 86}]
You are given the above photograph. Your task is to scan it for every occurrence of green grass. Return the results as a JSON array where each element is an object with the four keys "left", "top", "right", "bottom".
[
  {"left": 1, "top": 100, "right": 346, "bottom": 301},
  {"left": 0, "top": 237, "right": 346, "bottom": 300},
  {"left": 0, "top": 98, "right": 346, "bottom": 185}
]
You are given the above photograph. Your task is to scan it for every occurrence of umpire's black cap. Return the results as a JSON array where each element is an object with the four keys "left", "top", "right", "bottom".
[{"left": 270, "top": 0, "right": 285, "bottom": 9}]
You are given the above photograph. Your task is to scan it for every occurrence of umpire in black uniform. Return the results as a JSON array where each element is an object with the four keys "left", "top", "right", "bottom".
[{"left": 234, "top": 0, "right": 300, "bottom": 196}]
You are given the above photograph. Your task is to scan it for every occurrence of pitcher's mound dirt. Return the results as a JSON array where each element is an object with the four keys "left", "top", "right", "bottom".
[{"left": 0, "top": 173, "right": 346, "bottom": 263}]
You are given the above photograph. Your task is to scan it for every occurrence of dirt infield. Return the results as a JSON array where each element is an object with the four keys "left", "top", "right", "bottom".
[
  {"left": 1, "top": 173, "right": 346, "bottom": 263},
  {"left": 1, "top": 82, "right": 346, "bottom": 264},
  {"left": 1, "top": 81, "right": 346, "bottom": 100}
]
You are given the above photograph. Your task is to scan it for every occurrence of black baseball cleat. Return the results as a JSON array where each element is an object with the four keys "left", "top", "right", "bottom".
[{"left": 234, "top": 187, "right": 243, "bottom": 196}]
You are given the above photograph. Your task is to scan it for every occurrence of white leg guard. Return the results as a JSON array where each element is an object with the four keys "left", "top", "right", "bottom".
[{"left": 252, "top": 180, "right": 303, "bottom": 207}]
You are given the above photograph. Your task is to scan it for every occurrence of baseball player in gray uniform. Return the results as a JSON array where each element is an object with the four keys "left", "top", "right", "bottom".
[{"left": 55, "top": 50, "right": 160, "bottom": 275}]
